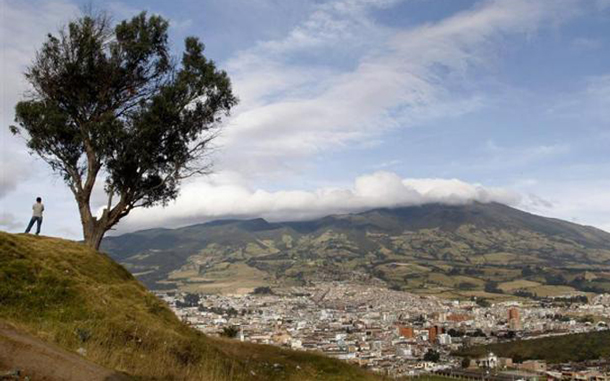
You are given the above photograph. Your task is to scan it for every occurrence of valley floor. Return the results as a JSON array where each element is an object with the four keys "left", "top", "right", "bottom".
[{"left": 162, "top": 282, "right": 610, "bottom": 378}]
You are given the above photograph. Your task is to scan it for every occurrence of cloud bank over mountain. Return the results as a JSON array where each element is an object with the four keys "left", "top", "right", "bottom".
[{"left": 114, "top": 171, "right": 520, "bottom": 232}]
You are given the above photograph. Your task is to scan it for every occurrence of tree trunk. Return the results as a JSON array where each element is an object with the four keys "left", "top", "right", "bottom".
[
  {"left": 79, "top": 200, "right": 108, "bottom": 251},
  {"left": 83, "top": 221, "right": 107, "bottom": 251},
  {"left": 77, "top": 189, "right": 128, "bottom": 251}
]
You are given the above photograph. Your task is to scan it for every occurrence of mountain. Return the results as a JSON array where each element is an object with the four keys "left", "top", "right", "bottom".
[
  {"left": 102, "top": 202, "right": 610, "bottom": 298},
  {"left": 0, "top": 231, "right": 381, "bottom": 380}
]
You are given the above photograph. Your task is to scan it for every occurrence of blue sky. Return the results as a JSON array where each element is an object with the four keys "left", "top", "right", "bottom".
[{"left": 1, "top": 0, "right": 609, "bottom": 238}]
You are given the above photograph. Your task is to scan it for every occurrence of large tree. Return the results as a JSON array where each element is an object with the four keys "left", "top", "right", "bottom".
[{"left": 10, "top": 12, "right": 237, "bottom": 249}]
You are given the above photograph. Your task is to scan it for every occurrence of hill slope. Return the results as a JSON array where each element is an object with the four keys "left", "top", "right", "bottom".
[
  {"left": 455, "top": 330, "right": 610, "bottom": 362},
  {"left": 0, "top": 321, "right": 130, "bottom": 380},
  {"left": 0, "top": 232, "right": 381, "bottom": 380},
  {"left": 102, "top": 202, "right": 610, "bottom": 297}
]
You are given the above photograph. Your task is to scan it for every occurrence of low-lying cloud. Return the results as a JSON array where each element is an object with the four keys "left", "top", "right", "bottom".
[{"left": 114, "top": 171, "right": 520, "bottom": 233}]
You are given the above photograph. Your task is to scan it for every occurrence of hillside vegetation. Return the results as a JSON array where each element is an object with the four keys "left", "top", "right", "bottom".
[
  {"left": 102, "top": 203, "right": 610, "bottom": 297},
  {"left": 456, "top": 330, "right": 610, "bottom": 362},
  {"left": 0, "top": 231, "right": 382, "bottom": 380}
]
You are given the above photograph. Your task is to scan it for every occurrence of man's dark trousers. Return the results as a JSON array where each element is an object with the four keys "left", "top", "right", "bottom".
[{"left": 25, "top": 216, "right": 42, "bottom": 235}]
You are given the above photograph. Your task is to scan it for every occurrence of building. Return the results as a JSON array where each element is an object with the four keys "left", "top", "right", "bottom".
[
  {"left": 508, "top": 307, "right": 522, "bottom": 330},
  {"left": 475, "top": 352, "right": 498, "bottom": 369},
  {"left": 438, "top": 333, "right": 452, "bottom": 345},
  {"left": 428, "top": 326, "right": 438, "bottom": 343},
  {"left": 518, "top": 360, "right": 547, "bottom": 373},
  {"left": 397, "top": 325, "right": 414, "bottom": 339},
  {"left": 447, "top": 313, "right": 471, "bottom": 322}
]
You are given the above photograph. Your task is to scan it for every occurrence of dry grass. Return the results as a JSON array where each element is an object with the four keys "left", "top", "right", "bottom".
[
  {"left": 497, "top": 279, "right": 541, "bottom": 292},
  {"left": 0, "top": 231, "right": 382, "bottom": 381},
  {"left": 528, "top": 284, "right": 579, "bottom": 297},
  {"left": 171, "top": 262, "right": 270, "bottom": 294}
]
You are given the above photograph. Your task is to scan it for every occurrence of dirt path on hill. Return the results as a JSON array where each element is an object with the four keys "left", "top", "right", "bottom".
[{"left": 0, "top": 322, "right": 131, "bottom": 381}]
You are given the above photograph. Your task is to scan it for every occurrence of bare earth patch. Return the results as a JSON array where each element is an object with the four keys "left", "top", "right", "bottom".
[{"left": 0, "top": 321, "right": 130, "bottom": 381}]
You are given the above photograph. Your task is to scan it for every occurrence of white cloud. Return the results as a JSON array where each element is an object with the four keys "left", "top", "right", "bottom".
[
  {"left": 474, "top": 140, "right": 571, "bottom": 172},
  {"left": 513, "top": 176, "right": 610, "bottom": 233},
  {"left": 572, "top": 37, "right": 602, "bottom": 50},
  {"left": 546, "top": 73, "right": 610, "bottom": 121},
  {"left": 0, "top": 211, "right": 21, "bottom": 230},
  {"left": 0, "top": 153, "right": 31, "bottom": 198},
  {"left": 0, "top": 0, "right": 80, "bottom": 118},
  {"left": 368, "top": 159, "right": 403, "bottom": 169},
  {"left": 114, "top": 171, "right": 521, "bottom": 232},
  {"left": 1, "top": 0, "right": 80, "bottom": 198},
  {"left": 600, "top": 223, "right": 610, "bottom": 234},
  {"left": 217, "top": 0, "right": 580, "bottom": 178}
]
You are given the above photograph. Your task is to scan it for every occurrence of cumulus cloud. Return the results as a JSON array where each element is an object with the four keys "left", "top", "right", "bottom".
[{"left": 113, "top": 171, "right": 520, "bottom": 232}]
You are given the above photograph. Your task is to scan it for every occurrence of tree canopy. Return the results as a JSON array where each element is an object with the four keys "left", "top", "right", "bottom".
[{"left": 11, "top": 12, "right": 237, "bottom": 249}]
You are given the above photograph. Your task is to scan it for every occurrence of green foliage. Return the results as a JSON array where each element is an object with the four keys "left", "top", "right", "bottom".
[
  {"left": 521, "top": 266, "right": 537, "bottom": 277},
  {"left": 514, "top": 290, "right": 537, "bottom": 299},
  {"left": 221, "top": 326, "right": 240, "bottom": 338},
  {"left": 468, "top": 329, "right": 486, "bottom": 338},
  {"left": 252, "top": 286, "right": 274, "bottom": 295},
  {"left": 461, "top": 357, "right": 471, "bottom": 368},
  {"left": 457, "top": 282, "right": 477, "bottom": 291},
  {"left": 11, "top": 11, "right": 237, "bottom": 248},
  {"left": 475, "top": 298, "right": 491, "bottom": 308},
  {"left": 447, "top": 328, "right": 464, "bottom": 338},
  {"left": 544, "top": 273, "right": 568, "bottom": 286},
  {"left": 423, "top": 349, "right": 440, "bottom": 362},
  {"left": 456, "top": 330, "right": 610, "bottom": 363},
  {"left": 175, "top": 293, "right": 200, "bottom": 307},
  {"left": 484, "top": 281, "right": 503, "bottom": 294}
]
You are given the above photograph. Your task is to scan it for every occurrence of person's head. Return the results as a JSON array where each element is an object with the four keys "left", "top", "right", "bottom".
[{"left": 36, "top": 197, "right": 42, "bottom": 203}]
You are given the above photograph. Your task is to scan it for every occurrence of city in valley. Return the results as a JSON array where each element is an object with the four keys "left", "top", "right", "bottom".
[{"left": 156, "top": 283, "right": 610, "bottom": 380}]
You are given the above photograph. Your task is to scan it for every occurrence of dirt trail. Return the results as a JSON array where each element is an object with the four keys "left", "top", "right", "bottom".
[{"left": 0, "top": 322, "right": 131, "bottom": 381}]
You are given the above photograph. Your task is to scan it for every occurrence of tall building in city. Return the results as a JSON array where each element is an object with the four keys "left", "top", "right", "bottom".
[
  {"left": 508, "top": 307, "right": 522, "bottom": 330},
  {"left": 428, "top": 326, "right": 438, "bottom": 343}
]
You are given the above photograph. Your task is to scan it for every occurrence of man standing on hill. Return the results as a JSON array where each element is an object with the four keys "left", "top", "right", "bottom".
[{"left": 25, "top": 197, "right": 44, "bottom": 235}]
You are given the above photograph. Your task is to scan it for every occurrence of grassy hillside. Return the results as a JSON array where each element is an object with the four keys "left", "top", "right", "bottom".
[
  {"left": 0, "top": 231, "right": 382, "bottom": 380},
  {"left": 455, "top": 330, "right": 610, "bottom": 362},
  {"left": 102, "top": 203, "right": 610, "bottom": 297}
]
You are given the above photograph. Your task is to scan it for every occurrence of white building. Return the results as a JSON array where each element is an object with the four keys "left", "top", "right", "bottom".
[{"left": 438, "top": 333, "right": 452, "bottom": 345}]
